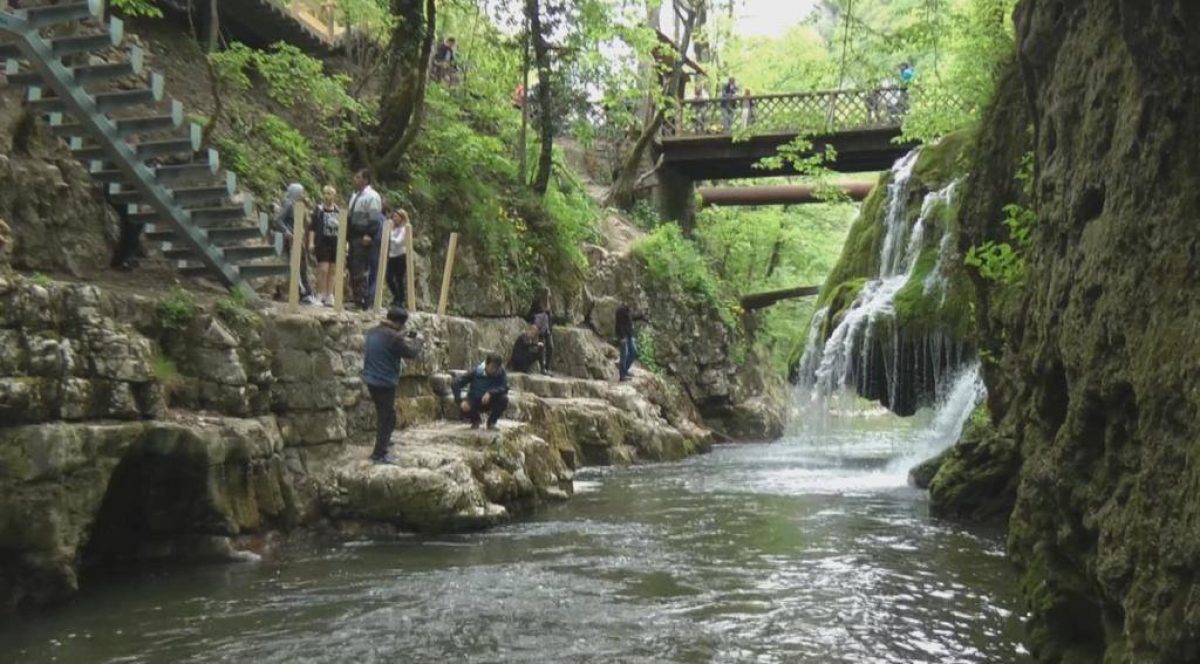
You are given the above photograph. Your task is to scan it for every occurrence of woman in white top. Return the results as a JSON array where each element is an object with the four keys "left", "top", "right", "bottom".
[{"left": 385, "top": 209, "right": 411, "bottom": 308}]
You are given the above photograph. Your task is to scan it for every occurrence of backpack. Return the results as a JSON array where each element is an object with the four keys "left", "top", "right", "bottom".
[{"left": 319, "top": 208, "right": 340, "bottom": 239}]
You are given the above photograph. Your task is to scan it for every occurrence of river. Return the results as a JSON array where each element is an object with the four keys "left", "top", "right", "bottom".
[{"left": 0, "top": 383, "right": 1029, "bottom": 663}]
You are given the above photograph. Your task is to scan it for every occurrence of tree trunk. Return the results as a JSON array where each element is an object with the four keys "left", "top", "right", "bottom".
[
  {"left": 604, "top": 0, "right": 699, "bottom": 211},
  {"left": 528, "top": 0, "right": 554, "bottom": 194},
  {"left": 370, "top": 0, "right": 437, "bottom": 175}
]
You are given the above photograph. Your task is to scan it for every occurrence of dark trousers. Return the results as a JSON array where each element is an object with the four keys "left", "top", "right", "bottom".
[
  {"left": 348, "top": 239, "right": 374, "bottom": 308},
  {"left": 539, "top": 331, "right": 553, "bottom": 372},
  {"left": 465, "top": 393, "right": 509, "bottom": 426},
  {"left": 386, "top": 254, "right": 407, "bottom": 307},
  {"left": 110, "top": 218, "right": 143, "bottom": 268},
  {"left": 368, "top": 384, "right": 397, "bottom": 458},
  {"left": 618, "top": 335, "right": 637, "bottom": 379}
]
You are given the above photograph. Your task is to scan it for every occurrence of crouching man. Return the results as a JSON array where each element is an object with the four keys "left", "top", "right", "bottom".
[{"left": 452, "top": 353, "right": 510, "bottom": 430}]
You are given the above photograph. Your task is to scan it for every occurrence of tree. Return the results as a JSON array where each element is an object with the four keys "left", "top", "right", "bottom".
[
  {"left": 526, "top": 0, "right": 555, "bottom": 194},
  {"left": 368, "top": 0, "right": 437, "bottom": 175},
  {"left": 604, "top": 0, "right": 702, "bottom": 211}
]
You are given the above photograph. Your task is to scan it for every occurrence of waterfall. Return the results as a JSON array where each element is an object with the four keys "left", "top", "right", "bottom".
[{"left": 794, "top": 148, "right": 969, "bottom": 420}]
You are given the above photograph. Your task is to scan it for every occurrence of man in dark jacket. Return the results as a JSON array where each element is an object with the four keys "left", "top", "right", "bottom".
[
  {"left": 509, "top": 322, "right": 544, "bottom": 373},
  {"left": 615, "top": 302, "right": 642, "bottom": 381},
  {"left": 362, "top": 307, "right": 423, "bottom": 463},
  {"left": 452, "top": 353, "right": 509, "bottom": 430}
]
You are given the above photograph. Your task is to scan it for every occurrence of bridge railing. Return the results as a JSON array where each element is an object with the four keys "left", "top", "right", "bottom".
[{"left": 661, "top": 87, "right": 964, "bottom": 139}]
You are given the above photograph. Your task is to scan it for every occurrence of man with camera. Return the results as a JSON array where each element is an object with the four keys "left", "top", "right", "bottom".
[{"left": 361, "top": 307, "right": 423, "bottom": 464}]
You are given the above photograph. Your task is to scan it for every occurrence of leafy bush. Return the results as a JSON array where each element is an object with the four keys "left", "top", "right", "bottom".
[
  {"left": 635, "top": 328, "right": 661, "bottom": 375},
  {"left": 109, "top": 0, "right": 162, "bottom": 18},
  {"left": 965, "top": 151, "right": 1036, "bottom": 286},
  {"left": 633, "top": 224, "right": 734, "bottom": 326},
  {"left": 210, "top": 43, "right": 363, "bottom": 123},
  {"left": 157, "top": 287, "right": 196, "bottom": 331}
]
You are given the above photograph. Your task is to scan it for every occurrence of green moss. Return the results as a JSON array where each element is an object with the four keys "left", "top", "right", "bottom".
[
  {"left": 913, "top": 128, "right": 974, "bottom": 188},
  {"left": 817, "top": 177, "right": 889, "bottom": 306}
]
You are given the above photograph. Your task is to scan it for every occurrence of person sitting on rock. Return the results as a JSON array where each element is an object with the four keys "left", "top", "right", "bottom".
[
  {"left": 509, "top": 322, "right": 544, "bottom": 374},
  {"left": 452, "top": 353, "right": 510, "bottom": 430},
  {"left": 362, "top": 306, "right": 423, "bottom": 464}
]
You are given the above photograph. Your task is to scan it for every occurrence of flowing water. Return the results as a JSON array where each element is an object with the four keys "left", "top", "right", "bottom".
[{"left": 0, "top": 369, "right": 1029, "bottom": 663}]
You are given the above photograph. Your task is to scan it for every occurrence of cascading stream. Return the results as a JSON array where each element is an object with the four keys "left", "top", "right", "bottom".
[{"left": 796, "top": 148, "right": 970, "bottom": 418}]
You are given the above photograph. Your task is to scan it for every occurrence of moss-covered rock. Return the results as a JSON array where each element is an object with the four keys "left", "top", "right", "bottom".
[{"left": 927, "top": 406, "right": 1018, "bottom": 521}]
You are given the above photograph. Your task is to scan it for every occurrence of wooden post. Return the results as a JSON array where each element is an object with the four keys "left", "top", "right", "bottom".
[
  {"left": 287, "top": 201, "right": 307, "bottom": 312},
  {"left": 405, "top": 225, "right": 416, "bottom": 311},
  {"left": 372, "top": 219, "right": 393, "bottom": 311},
  {"left": 436, "top": 232, "right": 459, "bottom": 316},
  {"left": 332, "top": 208, "right": 349, "bottom": 311}
]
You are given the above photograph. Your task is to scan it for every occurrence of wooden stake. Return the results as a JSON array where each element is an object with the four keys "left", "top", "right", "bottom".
[
  {"left": 405, "top": 224, "right": 416, "bottom": 311},
  {"left": 437, "top": 232, "right": 459, "bottom": 316},
  {"left": 372, "top": 218, "right": 393, "bottom": 311},
  {"left": 287, "top": 201, "right": 307, "bottom": 312},
  {"left": 332, "top": 208, "right": 349, "bottom": 311}
]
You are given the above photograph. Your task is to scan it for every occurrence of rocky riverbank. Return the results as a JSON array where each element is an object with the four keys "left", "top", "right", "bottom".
[{"left": 0, "top": 272, "right": 721, "bottom": 613}]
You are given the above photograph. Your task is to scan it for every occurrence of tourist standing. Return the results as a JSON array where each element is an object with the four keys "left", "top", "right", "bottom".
[
  {"left": 385, "top": 209, "right": 410, "bottom": 308},
  {"left": 361, "top": 306, "right": 423, "bottom": 464},
  {"left": 526, "top": 287, "right": 553, "bottom": 375},
  {"left": 433, "top": 37, "right": 458, "bottom": 83},
  {"left": 309, "top": 185, "right": 341, "bottom": 307},
  {"left": 615, "top": 302, "right": 642, "bottom": 382},
  {"left": 347, "top": 170, "right": 383, "bottom": 310},
  {"left": 721, "top": 76, "right": 739, "bottom": 132},
  {"left": 452, "top": 353, "right": 510, "bottom": 430},
  {"left": 275, "top": 182, "right": 315, "bottom": 304}
]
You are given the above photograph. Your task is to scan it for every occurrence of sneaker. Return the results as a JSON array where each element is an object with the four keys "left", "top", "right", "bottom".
[
  {"left": 301, "top": 295, "right": 317, "bottom": 306},
  {"left": 486, "top": 422, "right": 499, "bottom": 431},
  {"left": 371, "top": 454, "right": 397, "bottom": 465},
  {"left": 619, "top": 375, "right": 632, "bottom": 382}
]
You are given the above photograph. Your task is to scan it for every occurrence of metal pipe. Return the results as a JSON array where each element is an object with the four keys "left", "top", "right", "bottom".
[{"left": 698, "top": 181, "right": 874, "bottom": 207}]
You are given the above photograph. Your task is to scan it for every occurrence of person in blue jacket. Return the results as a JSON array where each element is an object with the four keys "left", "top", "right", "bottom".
[
  {"left": 451, "top": 353, "right": 510, "bottom": 430},
  {"left": 361, "top": 306, "right": 423, "bottom": 463}
]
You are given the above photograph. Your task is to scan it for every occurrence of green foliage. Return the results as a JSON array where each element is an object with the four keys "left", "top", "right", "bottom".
[
  {"left": 216, "top": 286, "right": 257, "bottom": 328},
  {"left": 109, "top": 0, "right": 162, "bottom": 18},
  {"left": 30, "top": 272, "right": 52, "bottom": 288},
  {"left": 157, "top": 287, "right": 196, "bottom": 331},
  {"left": 209, "top": 42, "right": 363, "bottom": 122},
  {"left": 215, "top": 111, "right": 340, "bottom": 200},
  {"left": 965, "top": 150, "right": 1036, "bottom": 286},
  {"left": 635, "top": 328, "right": 661, "bottom": 375},
  {"left": 633, "top": 224, "right": 732, "bottom": 323},
  {"left": 151, "top": 354, "right": 179, "bottom": 384}
]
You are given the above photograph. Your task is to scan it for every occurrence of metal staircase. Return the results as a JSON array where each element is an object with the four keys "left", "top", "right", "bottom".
[{"left": 0, "top": 0, "right": 288, "bottom": 290}]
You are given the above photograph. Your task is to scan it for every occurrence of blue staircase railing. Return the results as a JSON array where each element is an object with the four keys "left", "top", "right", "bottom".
[{"left": 0, "top": 0, "right": 287, "bottom": 290}]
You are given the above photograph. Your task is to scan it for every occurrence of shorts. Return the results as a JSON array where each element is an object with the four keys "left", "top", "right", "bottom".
[{"left": 314, "top": 238, "right": 338, "bottom": 264}]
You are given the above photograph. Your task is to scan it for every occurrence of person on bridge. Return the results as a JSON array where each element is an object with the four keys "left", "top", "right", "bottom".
[
  {"left": 452, "top": 353, "right": 510, "bottom": 430},
  {"left": 741, "top": 88, "right": 756, "bottom": 130},
  {"left": 721, "top": 77, "right": 740, "bottom": 132},
  {"left": 362, "top": 306, "right": 423, "bottom": 464}
]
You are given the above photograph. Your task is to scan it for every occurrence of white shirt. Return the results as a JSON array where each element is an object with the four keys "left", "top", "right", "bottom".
[
  {"left": 348, "top": 185, "right": 382, "bottom": 230},
  {"left": 389, "top": 223, "right": 408, "bottom": 258}
]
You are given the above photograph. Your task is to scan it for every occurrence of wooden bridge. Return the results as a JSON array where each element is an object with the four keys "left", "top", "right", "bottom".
[{"left": 652, "top": 87, "right": 963, "bottom": 222}]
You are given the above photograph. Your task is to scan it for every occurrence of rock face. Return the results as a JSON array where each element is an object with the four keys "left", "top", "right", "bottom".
[
  {"left": 0, "top": 273, "right": 712, "bottom": 612},
  {"left": 582, "top": 234, "right": 788, "bottom": 441},
  {"left": 796, "top": 135, "right": 976, "bottom": 417},
  {"left": 945, "top": 1, "right": 1200, "bottom": 660}
]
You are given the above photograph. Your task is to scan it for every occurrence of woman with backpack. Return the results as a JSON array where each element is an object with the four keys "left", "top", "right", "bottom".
[{"left": 309, "top": 185, "right": 342, "bottom": 307}]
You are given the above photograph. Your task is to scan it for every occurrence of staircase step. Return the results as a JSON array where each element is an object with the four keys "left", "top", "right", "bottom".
[
  {"left": 172, "top": 182, "right": 234, "bottom": 207},
  {"left": 135, "top": 126, "right": 202, "bottom": 159},
  {"left": 0, "top": 45, "right": 18, "bottom": 60},
  {"left": 14, "top": 0, "right": 103, "bottom": 29},
  {"left": 152, "top": 151, "right": 220, "bottom": 183},
  {"left": 207, "top": 226, "right": 268, "bottom": 245},
  {"left": 87, "top": 161, "right": 128, "bottom": 184},
  {"left": 160, "top": 245, "right": 195, "bottom": 260},
  {"left": 75, "top": 47, "right": 144, "bottom": 84},
  {"left": 143, "top": 227, "right": 177, "bottom": 243},
  {"left": 94, "top": 74, "right": 164, "bottom": 112},
  {"left": 236, "top": 263, "right": 291, "bottom": 280},
  {"left": 223, "top": 245, "right": 281, "bottom": 262},
  {"left": 104, "top": 186, "right": 145, "bottom": 206},
  {"left": 49, "top": 20, "right": 124, "bottom": 57},
  {"left": 188, "top": 202, "right": 253, "bottom": 226},
  {"left": 50, "top": 100, "right": 183, "bottom": 138}
]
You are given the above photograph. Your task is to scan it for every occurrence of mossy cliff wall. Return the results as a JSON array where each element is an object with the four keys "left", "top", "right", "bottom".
[
  {"left": 801, "top": 133, "right": 975, "bottom": 415},
  {"left": 945, "top": 1, "right": 1200, "bottom": 660}
]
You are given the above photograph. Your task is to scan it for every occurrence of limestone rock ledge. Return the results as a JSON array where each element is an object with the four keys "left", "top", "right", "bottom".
[{"left": 0, "top": 273, "right": 714, "bottom": 613}]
